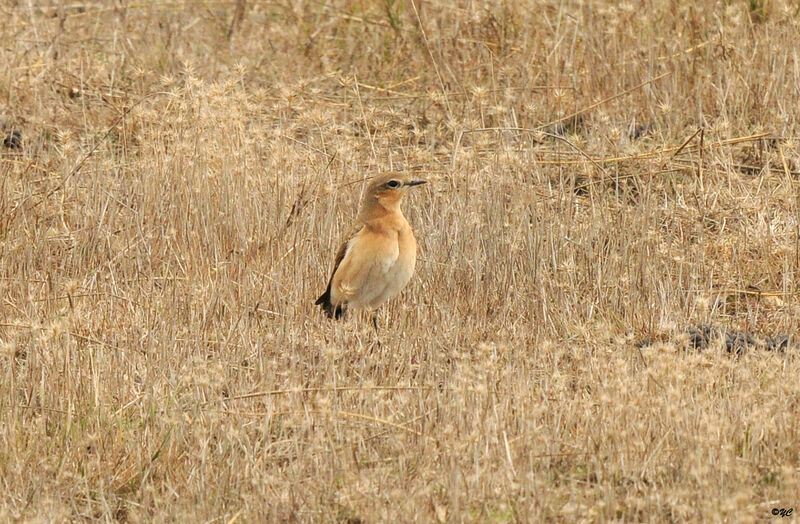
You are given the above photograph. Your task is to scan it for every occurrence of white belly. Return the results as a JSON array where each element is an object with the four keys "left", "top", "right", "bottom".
[{"left": 364, "top": 250, "right": 416, "bottom": 308}]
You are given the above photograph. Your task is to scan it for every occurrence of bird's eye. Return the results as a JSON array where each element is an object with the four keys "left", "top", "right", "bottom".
[{"left": 386, "top": 180, "right": 401, "bottom": 188}]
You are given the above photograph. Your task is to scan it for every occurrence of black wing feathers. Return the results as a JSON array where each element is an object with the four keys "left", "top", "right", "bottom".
[{"left": 315, "top": 236, "right": 351, "bottom": 320}]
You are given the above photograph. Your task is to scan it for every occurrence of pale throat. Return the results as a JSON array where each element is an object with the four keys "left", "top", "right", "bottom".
[
  {"left": 362, "top": 193, "right": 407, "bottom": 231},
  {"left": 374, "top": 193, "right": 404, "bottom": 214}
]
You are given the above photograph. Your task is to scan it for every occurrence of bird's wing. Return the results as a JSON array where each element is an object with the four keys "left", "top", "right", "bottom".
[
  {"left": 329, "top": 234, "right": 352, "bottom": 283},
  {"left": 331, "top": 226, "right": 399, "bottom": 303},
  {"left": 316, "top": 224, "right": 360, "bottom": 308}
]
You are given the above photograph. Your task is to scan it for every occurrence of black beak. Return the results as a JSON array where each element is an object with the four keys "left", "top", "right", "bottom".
[{"left": 406, "top": 179, "right": 427, "bottom": 187}]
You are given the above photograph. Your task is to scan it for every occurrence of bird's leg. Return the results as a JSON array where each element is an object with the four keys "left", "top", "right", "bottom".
[{"left": 369, "top": 310, "right": 382, "bottom": 350}]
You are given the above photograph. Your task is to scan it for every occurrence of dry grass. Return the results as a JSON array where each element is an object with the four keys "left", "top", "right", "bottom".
[{"left": 2, "top": 0, "right": 800, "bottom": 521}]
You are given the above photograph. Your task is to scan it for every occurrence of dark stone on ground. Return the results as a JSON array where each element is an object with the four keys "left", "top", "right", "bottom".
[
  {"left": 724, "top": 331, "right": 755, "bottom": 354},
  {"left": 546, "top": 115, "right": 585, "bottom": 137},
  {"left": 687, "top": 324, "right": 713, "bottom": 349},
  {"left": 638, "top": 324, "right": 794, "bottom": 355},
  {"left": 629, "top": 123, "right": 654, "bottom": 139},
  {"left": 766, "top": 335, "right": 791, "bottom": 352},
  {"left": 3, "top": 129, "right": 21, "bottom": 149}
]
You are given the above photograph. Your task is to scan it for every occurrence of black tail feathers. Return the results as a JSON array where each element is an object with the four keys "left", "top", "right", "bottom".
[{"left": 315, "top": 288, "right": 346, "bottom": 320}]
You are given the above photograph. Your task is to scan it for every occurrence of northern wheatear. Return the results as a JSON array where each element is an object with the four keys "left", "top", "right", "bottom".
[{"left": 316, "top": 172, "right": 426, "bottom": 329}]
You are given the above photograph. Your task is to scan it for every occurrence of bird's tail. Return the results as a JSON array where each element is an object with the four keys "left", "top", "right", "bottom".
[{"left": 315, "top": 286, "right": 346, "bottom": 319}]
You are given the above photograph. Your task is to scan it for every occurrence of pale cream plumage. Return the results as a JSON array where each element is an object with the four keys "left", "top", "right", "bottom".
[{"left": 316, "top": 173, "right": 426, "bottom": 328}]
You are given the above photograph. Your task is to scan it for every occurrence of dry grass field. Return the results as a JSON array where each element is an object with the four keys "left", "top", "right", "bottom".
[{"left": 3, "top": 0, "right": 800, "bottom": 521}]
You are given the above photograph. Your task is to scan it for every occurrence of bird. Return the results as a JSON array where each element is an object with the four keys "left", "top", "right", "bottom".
[{"left": 316, "top": 172, "right": 427, "bottom": 330}]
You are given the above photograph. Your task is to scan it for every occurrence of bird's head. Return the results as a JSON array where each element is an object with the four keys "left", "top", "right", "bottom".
[{"left": 366, "top": 173, "right": 427, "bottom": 210}]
